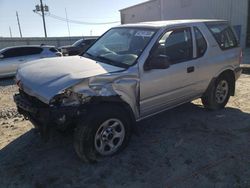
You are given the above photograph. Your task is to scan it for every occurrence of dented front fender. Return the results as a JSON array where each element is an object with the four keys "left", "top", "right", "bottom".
[{"left": 70, "top": 68, "right": 140, "bottom": 119}]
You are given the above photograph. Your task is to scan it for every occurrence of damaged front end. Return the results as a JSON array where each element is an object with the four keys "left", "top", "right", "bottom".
[
  {"left": 14, "top": 70, "right": 140, "bottom": 139},
  {"left": 14, "top": 89, "right": 88, "bottom": 139}
]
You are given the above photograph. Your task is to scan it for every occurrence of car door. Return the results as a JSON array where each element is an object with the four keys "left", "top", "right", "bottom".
[
  {"left": 139, "top": 27, "right": 197, "bottom": 118},
  {"left": 183, "top": 25, "right": 210, "bottom": 96},
  {"left": 0, "top": 48, "right": 27, "bottom": 76}
]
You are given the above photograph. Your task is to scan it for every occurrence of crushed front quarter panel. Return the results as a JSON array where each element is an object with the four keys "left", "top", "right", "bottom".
[{"left": 71, "top": 66, "right": 140, "bottom": 119}]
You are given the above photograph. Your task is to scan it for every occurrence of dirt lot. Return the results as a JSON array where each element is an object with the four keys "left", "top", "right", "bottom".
[{"left": 0, "top": 68, "right": 250, "bottom": 188}]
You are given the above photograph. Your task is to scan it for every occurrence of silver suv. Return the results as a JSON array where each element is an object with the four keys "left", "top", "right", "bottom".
[
  {"left": 0, "top": 45, "right": 62, "bottom": 78},
  {"left": 14, "top": 20, "right": 242, "bottom": 162}
]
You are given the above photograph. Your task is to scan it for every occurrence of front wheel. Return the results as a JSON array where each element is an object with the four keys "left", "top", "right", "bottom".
[
  {"left": 202, "top": 75, "right": 232, "bottom": 110},
  {"left": 74, "top": 105, "right": 131, "bottom": 163}
]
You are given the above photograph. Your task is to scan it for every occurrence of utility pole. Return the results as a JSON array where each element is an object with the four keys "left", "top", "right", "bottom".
[
  {"left": 33, "top": 1, "right": 49, "bottom": 38},
  {"left": 9, "top": 26, "right": 12, "bottom": 38},
  {"left": 16, "top": 11, "right": 22, "bottom": 38},
  {"left": 65, "top": 8, "right": 71, "bottom": 37},
  {"left": 40, "top": 0, "right": 47, "bottom": 38}
]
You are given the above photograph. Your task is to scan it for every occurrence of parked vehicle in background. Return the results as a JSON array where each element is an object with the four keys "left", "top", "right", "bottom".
[
  {"left": 0, "top": 45, "right": 62, "bottom": 78},
  {"left": 14, "top": 20, "right": 242, "bottom": 162},
  {"left": 59, "top": 38, "right": 97, "bottom": 56}
]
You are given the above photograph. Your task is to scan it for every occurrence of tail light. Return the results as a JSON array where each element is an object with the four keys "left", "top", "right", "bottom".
[{"left": 55, "top": 52, "right": 62, "bottom": 57}]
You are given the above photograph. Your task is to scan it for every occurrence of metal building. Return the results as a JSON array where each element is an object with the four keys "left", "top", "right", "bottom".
[{"left": 120, "top": 0, "right": 249, "bottom": 48}]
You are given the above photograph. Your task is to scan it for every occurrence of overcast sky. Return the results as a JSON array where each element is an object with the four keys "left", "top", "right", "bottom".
[{"left": 0, "top": 0, "right": 146, "bottom": 37}]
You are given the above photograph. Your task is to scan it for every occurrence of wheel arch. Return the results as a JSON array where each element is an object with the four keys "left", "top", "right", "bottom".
[
  {"left": 89, "top": 96, "right": 136, "bottom": 125},
  {"left": 206, "top": 68, "right": 236, "bottom": 97},
  {"left": 217, "top": 69, "right": 236, "bottom": 96}
]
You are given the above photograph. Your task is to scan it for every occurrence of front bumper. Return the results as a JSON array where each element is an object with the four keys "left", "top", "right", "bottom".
[{"left": 14, "top": 91, "right": 86, "bottom": 132}]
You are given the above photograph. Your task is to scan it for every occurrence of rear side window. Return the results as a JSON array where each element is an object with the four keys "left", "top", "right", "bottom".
[
  {"left": 2, "top": 47, "right": 43, "bottom": 58},
  {"left": 206, "top": 22, "right": 238, "bottom": 50},
  {"left": 2, "top": 48, "right": 24, "bottom": 58},
  {"left": 194, "top": 27, "right": 207, "bottom": 57},
  {"left": 21, "top": 47, "right": 43, "bottom": 55},
  {"left": 85, "top": 39, "right": 96, "bottom": 45},
  {"left": 49, "top": 48, "right": 58, "bottom": 52}
]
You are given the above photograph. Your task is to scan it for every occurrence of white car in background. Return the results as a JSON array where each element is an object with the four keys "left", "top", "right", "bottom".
[{"left": 0, "top": 45, "right": 62, "bottom": 78}]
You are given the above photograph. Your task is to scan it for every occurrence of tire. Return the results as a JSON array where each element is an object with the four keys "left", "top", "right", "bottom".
[
  {"left": 202, "top": 74, "right": 232, "bottom": 110},
  {"left": 74, "top": 104, "right": 132, "bottom": 163}
]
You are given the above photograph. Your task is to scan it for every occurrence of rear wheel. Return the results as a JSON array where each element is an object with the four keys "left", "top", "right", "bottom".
[
  {"left": 74, "top": 104, "right": 131, "bottom": 162},
  {"left": 202, "top": 75, "right": 232, "bottom": 110}
]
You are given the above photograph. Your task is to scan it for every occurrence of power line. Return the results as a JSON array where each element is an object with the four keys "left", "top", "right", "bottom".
[
  {"left": 65, "top": 8, "right": 71, "bottom": 37},
  {"left": 35, "top": 11, "right": 119, "bottom": 25}
]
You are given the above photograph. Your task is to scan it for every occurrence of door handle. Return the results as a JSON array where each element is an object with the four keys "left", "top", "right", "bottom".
[{"left": 187, "top": 66, "right": 195, "bottom": 73}]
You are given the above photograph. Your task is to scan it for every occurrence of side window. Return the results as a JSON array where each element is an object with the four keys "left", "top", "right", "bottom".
[
  {"left": 21, "top": 47, "right": 43, "bottom": 55},
  {"left": 206, "top": 23, "right": 238, "bottom": 50},
  {"left": 84, "top": 40, "right": 92, "bottom": 45},
  {"left": 194, "top": 27, "right": 207, "bottom": 57},
  {"left": 156, "top": 28, "right": 193, "bottom": 64},
  {"left": 2, "top": 47, "right": 43, "bottom": 58},
  {"left": 2, "top": 48, "right": 24, "bottom": 58},
  {"left": 80, "top": 41, "right": 86, "bottom": 46}
]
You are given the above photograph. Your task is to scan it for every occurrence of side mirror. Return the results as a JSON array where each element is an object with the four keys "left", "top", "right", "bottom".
[
  {"left": 144, "top": 54, "right": 170, "bottom": 71},
  {"left": 0, "top": 54, "right": 4, "bottom": 59}
]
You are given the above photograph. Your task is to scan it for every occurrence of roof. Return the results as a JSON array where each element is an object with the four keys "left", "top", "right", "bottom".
[
  {"left": 2, "top": 45, "right": 55, "bottom": 50},
  {"left": 116, "top": 19, "right": 227, "bottom": 29},
  {"left": 119, "top": 0, "right": 157, "bottom": 12}
]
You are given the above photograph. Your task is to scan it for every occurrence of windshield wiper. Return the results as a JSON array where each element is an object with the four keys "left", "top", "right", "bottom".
[
  {"left": 95, "top": 55, "right": 128, "bottom": 68},
  {"left": 83, "top": 52, "right": 94, "bottom": 58},
  {"left": 83, "top": 53, "right": 128, "bottom": 68}
]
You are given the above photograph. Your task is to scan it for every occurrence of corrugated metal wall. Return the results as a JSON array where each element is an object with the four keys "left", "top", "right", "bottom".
[
  {"left": 120, "top": 0, "right": 161, "bottom": 24},
  {"left": 120, "top": 0, "right": 249, "bottom": 47},
  {"left": 161, "top": 0, "right": 248, "bottom": 47}
]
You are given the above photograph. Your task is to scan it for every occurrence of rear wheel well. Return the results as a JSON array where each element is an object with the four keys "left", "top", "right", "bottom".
[{"left": 218, "top": 70, "right": 235, "bottom": 96}]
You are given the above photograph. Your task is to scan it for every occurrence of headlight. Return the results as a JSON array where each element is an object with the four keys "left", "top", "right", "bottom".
[{"left": 50, "top": 89, "right": 89, "bottom": 106}]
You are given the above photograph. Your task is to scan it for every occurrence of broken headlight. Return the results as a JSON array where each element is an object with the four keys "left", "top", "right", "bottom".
[{"left": 50, "top": 89, "right": 89, "bottom": 106}]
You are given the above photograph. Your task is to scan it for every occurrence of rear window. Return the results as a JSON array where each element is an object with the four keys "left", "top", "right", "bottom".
[{"left": 206, "top": 22, "right": 238, "bottom": 50}]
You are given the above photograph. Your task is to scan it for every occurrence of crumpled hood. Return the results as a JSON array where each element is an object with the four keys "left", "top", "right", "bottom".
[{"left": 17, "top": 56, "right": 125, "bottom": 104}]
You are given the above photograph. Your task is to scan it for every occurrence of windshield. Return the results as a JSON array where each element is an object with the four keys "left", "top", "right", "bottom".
[
  {"left": 72, "top": 39, "right": 84, "bottom": 47},
  {"left": 84, "top": 27, "right": 157, "bottom": 68}
]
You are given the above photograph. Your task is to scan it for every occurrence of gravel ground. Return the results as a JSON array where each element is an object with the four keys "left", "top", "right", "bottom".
[{"left": 0, "top": 71, "right": 250, "bottom": 188}]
